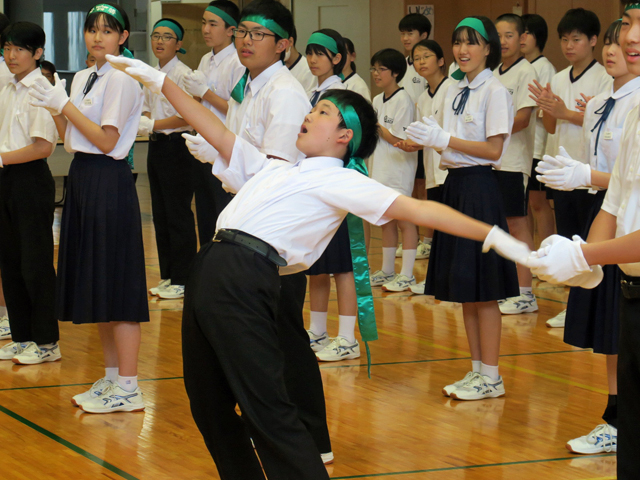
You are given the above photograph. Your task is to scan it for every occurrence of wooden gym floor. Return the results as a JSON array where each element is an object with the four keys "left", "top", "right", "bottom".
[{"left": 0, "top": 175, "right": 616, "bottom": 479}]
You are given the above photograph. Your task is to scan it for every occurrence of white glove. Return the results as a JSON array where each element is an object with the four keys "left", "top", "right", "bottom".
[
  {"left": 482, "top": 225, "right": 532, "bottom": 265},
  {"left": 182, "top": 133, "right": 219, "bottom": 164},
  {"left": 405, "top": 116, "right": 451, "bottom": 150},
  {"left": 106, "top": 54, "right": 166, "bottom": 95},
  {"left": 535, "top": 146, "right": 592, "bottom": 191},
  {"left": 527, "top": 234, "right": 603, "bottom": 288},
  {"left": 28, "top": 73, "right": 68, "bottom": 115},
  {"left": 183, "top": 70, "right": 210, "bottom": 98},
  {"left": 137, "top": 116, "right": 154, "bottom": 137}
]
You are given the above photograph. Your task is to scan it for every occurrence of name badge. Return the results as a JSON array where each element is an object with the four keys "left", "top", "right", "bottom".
[
  {"left": 464, "top": 114, "right": 473, "bottom": 123},
  {"left": 603, "top": 131, "right": 613, "bottom": 140},
  {"left": 83, "top": 98, "right": 93, "bottom": 106},
  {"left": 538, "top": 109, "right": 544, "bottom": 118}
]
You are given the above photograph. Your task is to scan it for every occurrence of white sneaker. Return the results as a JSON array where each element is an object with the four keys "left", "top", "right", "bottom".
[
  {"left": 0, "top": 316, "right": 10, "bottom": 340},
  {"left": 80, "top": 383, "right": 145, "bottom": 414},
  {"left": 158, "top": 285, "right": 185, "bottom": 299},
  {"left": 546, "top": 309, "right": 566, "bottom": 328},
  {"left": 450, "top": 373, "right": 505, "bottom": 400},
  {"left": 442, "top": 371, "right": 476, "bottom": 397},
  {"left": 72, "top": 377, "right": 114, "bottom": 407},
  {"left": 307, "top": 330, "right": 331, "bottom": 352},
  {"left": 499, "top": 293, "right": 538, "bottom": 315},
  {"left": 566, "top": 424, "right": 617, "bottom": 454},
  {"left": 149, "top": 278, "right": 170, "bottom": 296},
  {"left": 12, "top": 342, "right": 61, "bottom": 365},
  {"left": 395, "top": 243, "right": 403, "bottom": 257},
  {"left": 416, "top": 241, "right": 431, "bottom": 259},
  {"left": 0, "top": 341, "right": 24, "bottom": 360},
  {"left": 409, "top": 279, "right": 426, "bottom": 295},
  {"left": 370, "top": 270, "right": 396, "bottom": 287},
  {"left": 321, "top": 452, "right": 334, "bottom": 464},
  {"left": 382, "top": 274, "right": 416, "bottom": 292},
  {"left": 316, "top": 337, "right": 360, "bottom": 362}
]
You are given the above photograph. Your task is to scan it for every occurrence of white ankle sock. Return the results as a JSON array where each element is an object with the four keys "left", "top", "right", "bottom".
[
  {"left": 423, "top": 237, "right": 432, "bottom": 244},
  {"left": 382, "top": 247, "right": 396, "bottom": 274},
  {"left": 519, "top": 286, "right": 533, "bottom": 296},
  {"left": 105, "top": 367, "right": 119, "bottom": 383},
  {"left": 309, "top": 311, "right": 328, "bottom": 336},
  {"left": 481, "top": 363, "right": 500, "bottom": 381},
  {"left": 400, "top": 249, "right": 416, "bottom": 278},
  {"left": 118, "top": 375, "right": 138, "bottom": 392},
  {"left": 337, "top": 315, "right": 357, "bottom": 343},
  {"left": 471, "top": 360, "right": 482, "bottom": 373},
  {"left": 0, "top": 306, "right": 7, "bottom": 316}
]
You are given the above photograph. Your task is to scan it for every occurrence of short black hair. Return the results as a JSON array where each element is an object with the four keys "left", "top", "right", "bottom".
[
  {"left": 306, "top": 29, "right": 347, "bottom": 75},
  {"left": 2, "top": 22, "right": 45, "bottom": 66},
  {"left": 399, "top": 13, "right": 431, "bottom": 37},
  {"left": 208, "top": 0, "right": 240, "bottom": 29},
  {"left": 0, "top": 13, "right": 10, "bottom": 37},
  {"left": 522, "top": 14, "right": 548, "bottom": 51},
  {"left": 604, "top": 19, "right": 623, "bottom": 46},
  {"left": 411, "top": 39, "right": 446, "bottom": 73},
  {"left": 153, "top": 18, "right": 185, "bottom": 38},
  {"left": 40, "top": 60, "right": 56, "bottom": 73},
  {"left": 343, "top": 37, "right": 356, "bottom": 72},
  {"left": 557, "top": 8, "right": 600, "bottom": 40},
  {"left": 496, "top": 13, "right": 524, "bottom": 36},
  {"left": 319, "top": 89, "right": 379, "bottom": 160},
  {"left": 84, "top": 4, "right": 130, "bottom": 54},
  {"left": 370, "top": 48, "right": 407, "bottom": 82},
  {"left": 452, "top": 16, "right": 502, "bottom": 71},
  {"left": 240, "top": 0, "right": 293, "bottom": 61}
]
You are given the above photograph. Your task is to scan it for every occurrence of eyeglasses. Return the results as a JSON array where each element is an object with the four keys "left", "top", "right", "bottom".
[
  {"left": 369, "top": 67, "right": 390, "bottom": 74},
  {"left": 233, "top": 28, "right": 276, "bottom": 41},
  {"left": 150, "top": 33, "right": 177, "bottom": 42},
  {"left": 413, "top": 54, "right": 435, "bottom": 63}
]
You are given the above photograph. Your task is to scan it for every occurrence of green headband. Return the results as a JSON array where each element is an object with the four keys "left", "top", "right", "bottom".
[
  {"left": 89, "top": 4, "right": 125, "bottom": 29},
  {"left": 307, "top": 32, "right": 339, "bottom": 55},
  {"left": 153, "top": 20, "right": 187, "bottom": 54},
  {"left": 324, "top": 95, "right": 362, "bottom": 157},
  {"left": 205, "top": 6, "right": 238, "bottom": 28},
  {"left": 451, "top": 18, "right": 489, "bottom": 81},
  {"left": 626, "top": 3, "right": 640, "bottom": 11},
  {"left": 240, "top": 14, "right": 289, "bottom": 40}
]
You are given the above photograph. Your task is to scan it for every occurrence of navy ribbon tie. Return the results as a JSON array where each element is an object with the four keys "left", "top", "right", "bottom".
[
  {"left": 452, "top": 86, "right": 470, "bottom": 115},
  {"left": 83, "top": 72, "right": 98, "bottom": 96},
  {"left": 309, "top": 91, "right": 321, "bottom": 107},
  {"left": 590, "top": 97, "right": 616, "bottom": 155}
]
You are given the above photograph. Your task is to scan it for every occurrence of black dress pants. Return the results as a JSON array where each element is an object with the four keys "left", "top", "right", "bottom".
[
  {"left": 148, "top": 137, "right": 197, "bottom": 286},
  {"left": 193, "top": 161, "right": 232, "bottom": 247},
  {"left": 0, "top": 161, "right": 58, "bottom": 344},
  {"left": 182, "top": 241, "right": 329, "bottom": 480},
  {"left": 551, "top": 189, "right": 596, "bottom": 239}
]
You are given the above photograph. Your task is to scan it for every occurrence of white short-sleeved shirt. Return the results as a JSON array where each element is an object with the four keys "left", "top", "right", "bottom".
[
  {"left": 214, "top": 136, "right": 400, "bottom": 275},
  {"left": 310, "top": 75, "right": 345, "bottom": 105},
  {"left": 225, "top": 61, "right": 311, "bottom": 163},
  {"left": 399, "top": 58, "right": 426, "bottom": 104},
  {"left": 601, "top": 105, "right": 640, "bottom": 276},
  {"left": 530, "top": 56, "right": 556, "bottom": 159},
  {"left": 197, "top": 43, "right": 246, "bottom": 122},
  {"left": 342, "top": 72, "right": 371, "bottom": 101},
  {"left": 545, "top": 60, "right": 613, "bottom": 161},
  {"left": 493, "top": 57, "right": 537, "bottom": 174},
  {"left": 370, "top": 88, "right": 417, "bottom": 196},
  {"left": 0, "top": 58, "right": 13, "bottom": 90},
  {"left": 65, "top": 61, "right": 143, "bottom": 160},
  {"left": 440, "top": 69, "right": 514, "bottom": 170},
  {"left": 288, "top": 54, "right": 317, "bottom": 97},
  {"left": 0, "top": 68, "right": 58, "bottom": 154},
  {"left": 142, "top": 56, "right": 192, "bottom": 134},
  {"left": 416, "top": 77, "right": 454, "bottom": 188},
  {"left": 582, "top": 78, "right": 640, "bottom": 176}
]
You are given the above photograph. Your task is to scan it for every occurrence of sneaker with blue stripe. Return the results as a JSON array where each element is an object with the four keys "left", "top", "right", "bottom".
[
  {"left": 0, "top": 315, "right": 10, "bottom": 340},
  {"left": 316, "top": 336, "right": 360, "bottom": 362},
  {"left": 307, "top": 330, "right": 330, "bottom": 352},
  {"left": 450, "top": 373, "right": 506, "bottom": 400},
  {"left": 80, "top": 383, "right": 145, "bottom": 414},
  {"left": 12, "top": 341, "right": 61, "bottom": 365},
  {"left": 566, "top": 424, "right": 617, "bottom": 454},
  {"left": 72, "top": 377, "right": 114, "bottom": 407}
]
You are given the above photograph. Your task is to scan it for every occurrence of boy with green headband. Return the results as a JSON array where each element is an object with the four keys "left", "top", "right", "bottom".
[{"left": 107, "top": 51, "right": 530, "bottom": 479}]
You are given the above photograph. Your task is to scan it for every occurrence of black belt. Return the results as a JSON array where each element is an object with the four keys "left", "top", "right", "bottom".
[
  {"left": 149, "top": 132, "right": 186, "bottom": 142},
  {"left": 213, "top": 229, "right": 287, "bottom": 267},
  {"left": 621, "top": 272, "right": 640, "bottom": 300}
]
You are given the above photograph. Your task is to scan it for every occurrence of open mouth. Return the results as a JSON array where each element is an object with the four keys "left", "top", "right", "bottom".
[{"left": 300, "top": 125, "right": 308, "bottom": 134}]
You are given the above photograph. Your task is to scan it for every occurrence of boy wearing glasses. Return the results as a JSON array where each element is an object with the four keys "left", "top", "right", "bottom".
[{"left": 139, "top": 18, "right": 197, "bottom": 300}]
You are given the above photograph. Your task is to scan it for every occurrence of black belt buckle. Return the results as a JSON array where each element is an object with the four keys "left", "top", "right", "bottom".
[
  {"left": 213, "top": 229, "right": 287, "bottom": 267},
  {"left": 621, "top": 276, "right": 640, "bottom": 299}
]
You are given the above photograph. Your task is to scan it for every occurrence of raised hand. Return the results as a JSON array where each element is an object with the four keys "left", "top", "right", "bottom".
[
  {"left": 405, "top": 116, "right": 450, "bottom": 150},
  {"left": 28, "top": 73, "right": 69, "bottom": 115},
  {"left": 106, "top": 54, "right": 166, "bottom": 94},
  {"left": 182, "top": 133, "right": 219, "bottom": 164},
  {"left": 535, "top": 146, "right": 591, "bottom": 191}
]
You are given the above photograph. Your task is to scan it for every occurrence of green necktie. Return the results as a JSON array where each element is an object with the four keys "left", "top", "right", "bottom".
[{"left": 231, "top": 69, "right": 250, "bottom": 104}]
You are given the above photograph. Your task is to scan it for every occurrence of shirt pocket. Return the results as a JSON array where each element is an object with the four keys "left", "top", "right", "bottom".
[
  {"left": 457, "top": 110, "right": 487, "bottom": 142},
  {"left": 599, "top": 126, "right": 623, "bottom": 173},
  {"left": 16, "top": 111, "right": 30, "bottom": 137},
  {"left": 244, "top": 120, "right": 265, "bottom": 147}
]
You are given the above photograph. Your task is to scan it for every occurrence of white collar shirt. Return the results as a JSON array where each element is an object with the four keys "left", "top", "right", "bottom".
[
  {"left": 399, "top": 58, "right": 426, "bottom": 104},
  {"left": 0, "top": 68, "right": 58, "bottom": 155},
  {"left": 288, "top": 54, "right": 317, "bottom": 97},
  {"left": 143, "top": 56, "right": 193, "bottom": 134},
  {"left": 342, "top": 72, "right": 371, "bottom": 101},
  {"left": 310, "top": 75, "right": 345, "bottom": 104},
  {"left": 530, "top": 56, "right": 556, "bottom": 159},
  {"left": 440, "top": 68, "right": 513, "bottom": 169},
  {"left": 213, "top": 136, "right": 400, "bottom": 274},
  {"left": 0, "top": 58, "right": 12, "bottom": 90},
  {"left": 65, "top": 61, "right": 143, "bottom": 160}
]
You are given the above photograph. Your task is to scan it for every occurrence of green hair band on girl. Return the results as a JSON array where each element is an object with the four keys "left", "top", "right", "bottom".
[
  {"left": 451, "top": 17, "right": 489, "bottom": 81},
  {"left": 626, "top": 3, "right": 640, "bottom": 11},
  {"left": 240, "top": 14, "right": 289, "bottom": 40},
  {"left": 153, "top": 19, "right": 187, "bottom": 54},
  {"left": 307, "top": 32, "right": 339, "bottom": 55},
  {"left": 205, "top": 6, "right": 238, "bottom": 28},
  {"left": 89, "top": 4, "right": 126, "bottom": 29}
]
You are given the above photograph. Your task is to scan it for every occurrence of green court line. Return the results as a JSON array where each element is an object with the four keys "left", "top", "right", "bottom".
[
  {"left": 0, "top": 404, "right": 139, "bottom": 480},
  {"left": 330, "top": 453, "right": 614, "bottom": 479}
]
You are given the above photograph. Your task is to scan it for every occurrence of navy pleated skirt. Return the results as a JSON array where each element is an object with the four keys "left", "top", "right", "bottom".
[
  {"left": 55, "top": 153, "right": 149, "bottom": 324},
  {"left": 306, "top": 218, "right": 353, "bottom": 275},
  {"left": 565, "top": 190, "right": 619, "bottom": 354},
  {"left": 425, "top": 166, "right": 519, "bottom": 303}
]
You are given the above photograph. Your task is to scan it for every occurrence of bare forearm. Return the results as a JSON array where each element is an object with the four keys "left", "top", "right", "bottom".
[
  {"left": 61, "top": 102, "right": 119, "bottom": 154},
  {"left": 564, "top": 110, "right": 584, "bottom": 127},
  {"left": 53, "top": 115, "right": 68, "bottom": 142},
  {"left": 202, "top": 90, "right": 229, "bottom": 115},
  {"left": 582, "top": 229, "right": 640, "bottom": 266},
  {"left": 586, "top": 210, "right": 616, "bottom": 244},
  {"left": 542, "top": 111, "right": 556, "bottom": 134},
  {"left": 590, "top": 170, "right": 611, "bottom": 190},
  {"left": 153, "top": 116, "right": 189, "bottom": 131},
  {"left": 2, "top": 140, "right": 54, "bottom": 165},
  {"left": 448, "top": 135, "right": 503, "bottom": 161},
  {"left": 512, "top": 108, "right": 532, "bottom": 134},
  {"left": 379, "top": 125, "right": 403, "bottom": 146}
]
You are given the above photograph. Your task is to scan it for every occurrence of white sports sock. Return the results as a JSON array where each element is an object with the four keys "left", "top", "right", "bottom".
[
  {"left": 519, "top": 286, "right": 533, "bottom": 296},
  {"left": 481, "top": 363, "right": 500, "bottom": 381},
  {"left": 471, "top": 360, "right": 482, "bottom": 373},
  {"left": 0, "top": 306, "right": 7, "bottom": 316},
  {"left": 423, "top": 237, "right": 432, "bottom": 244},
  {"left": 118, "top": 375, "right": 138, "bottom": 392},
  {"left": 309, "top": 311, "right": 328, "bottom": 336},
  {"left": 337, "top": 315, "right": 357, "bottom": 343},
  {"left": 105, "top": 367, "right": 119, "bottom": 383},
  {"left": 400, "top": 249, "right": 417, "bottom": 278},
  {"left": 382, "top": 247, "right": 396, "bottom": 274}
]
